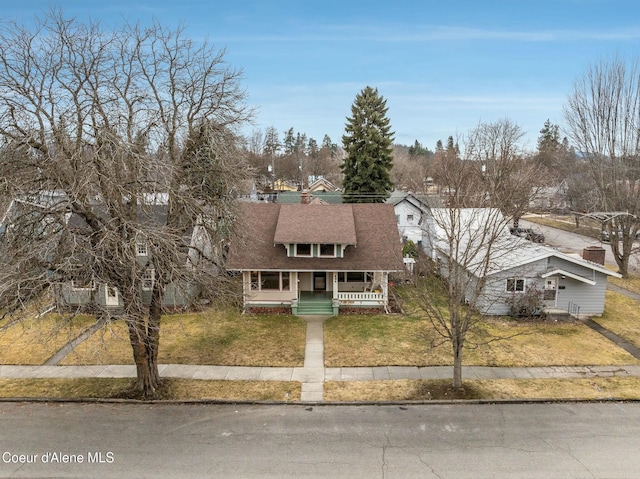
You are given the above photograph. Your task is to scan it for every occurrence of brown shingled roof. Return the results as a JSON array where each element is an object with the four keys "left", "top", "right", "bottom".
[
  {"left": 273, "top": 204, "right": 357, "bottom": 245},
  {"left": 226, "top": 203, "right": 403, "bottom": 272}
]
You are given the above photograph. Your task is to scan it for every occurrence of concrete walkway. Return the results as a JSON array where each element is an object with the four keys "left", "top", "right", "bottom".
[{"left": 299, "top": 316, "right": 326, "bottom": 402}]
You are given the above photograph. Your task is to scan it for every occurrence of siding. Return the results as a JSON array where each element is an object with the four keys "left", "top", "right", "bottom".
[
  {"left": 393, "top": 201, "right": 425, "bottom": 245},
  {"left": 476, "top": 258, "right": 609, "bottom": 315}
]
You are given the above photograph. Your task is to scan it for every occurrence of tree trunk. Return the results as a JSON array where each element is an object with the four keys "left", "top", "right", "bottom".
[
  {"left": 127, "top": 317, "right": 160, "bottom": 399},
  {"left": 452, "top": 341, "right": 463, "bottom": 388},
  {"left": 610, "top": 238, "right": 630, "bottom": 278},
  {"left": 146, "top": 285, "right": 163, "bottom": 388}
]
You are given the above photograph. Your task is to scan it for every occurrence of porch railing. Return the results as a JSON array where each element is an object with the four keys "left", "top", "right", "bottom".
[
  {"left": 568, "top": 301, "right": 581, "bottom": 317},
  {"left": 337, "top": 292, "right": 384, "bottom": 302}
]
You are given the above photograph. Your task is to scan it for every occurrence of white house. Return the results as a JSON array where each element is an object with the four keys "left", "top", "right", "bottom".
[{"left": 387, "top": 192, "right": 442, "bottom": 247}]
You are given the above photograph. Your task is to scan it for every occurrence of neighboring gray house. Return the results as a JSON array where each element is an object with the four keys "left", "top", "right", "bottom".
[
  {"left": 425, "top": 207, "right": 620, "bottom": 317},
  {"left": 57, "top": 204, "right": 204, "bottom": 310},
  {"left": 469, "top": 242, "right": 619, "bottom": 316},
  {"left": 1, "top": 193, "right": 202, "bottom": 310}
]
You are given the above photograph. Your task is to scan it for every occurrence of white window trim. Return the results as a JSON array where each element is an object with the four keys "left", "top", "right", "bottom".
[
  {"left": 294, "top": 243, "right": 312, "bottom": 257},
  {"left": 141, "top": 268, "right": 155, "bottom": 291},
  {"left": 136, "top": 242, "right": 148, "bottom": 256},
  {"left": 318, "top": 244, "right": 337, "bottom": 258},
  {"left": 249, "top": 271, "right": 291, "bottom": 291},
  {"left": 338, "top": 272, "right": 373, "bottom": 283},
  {"left": 506, "top": 277, "right": 526, "bottom": 293},
  {"left": 71, "top": 279, "right": 96, "bottom": 291}
]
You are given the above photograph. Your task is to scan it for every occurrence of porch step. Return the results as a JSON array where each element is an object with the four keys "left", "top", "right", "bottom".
[{"left": 296, "top": 302, "right": 334, "bottom": 316}]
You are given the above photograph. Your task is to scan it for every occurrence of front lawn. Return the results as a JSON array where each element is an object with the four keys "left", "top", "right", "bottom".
[
  {"left": 324, "top": 313, "right": 639, "bottom": 368},
  {"left": 0, "top": 314, "right": 97, "bottom": 365},
  {"left": 61, "top": 309, "right": 306, "bottom": 367}
]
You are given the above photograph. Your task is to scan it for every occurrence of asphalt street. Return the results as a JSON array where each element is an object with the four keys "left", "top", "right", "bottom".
[
  {"left": 520, "top": 217, "right": 640, "bottom": 273},
  {"left": 1, "top": 401, "right": 639, "bottom": 478}
]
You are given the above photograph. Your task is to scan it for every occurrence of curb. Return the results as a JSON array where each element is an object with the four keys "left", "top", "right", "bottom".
[{"left": 1, "top": 397, "right": 640, "bottom": 406}]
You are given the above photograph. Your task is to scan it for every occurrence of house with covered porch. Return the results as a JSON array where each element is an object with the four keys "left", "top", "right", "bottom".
[{"left": 226, "top": 202, "right": 404, "bottom": 315}]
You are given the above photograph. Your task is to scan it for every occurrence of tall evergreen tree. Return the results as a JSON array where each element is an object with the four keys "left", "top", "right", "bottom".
[{"left": 341, "top": 86, "right": 394, "bottom": 203}]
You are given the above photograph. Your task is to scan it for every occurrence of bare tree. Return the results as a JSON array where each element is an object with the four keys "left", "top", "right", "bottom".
[
  {"left": 417, "top": 145, "right": 518, "bottom": 388},
  {"left": 564, "top": 56, "right": 640, "bottom": 276},
  {"left": 416, "top": 124, "right": 538, "bottom": 388},
  {"left": 0, "top": 11, "right": 252, "bottom": 397},
  {"left": 391, "top": 144, "right": 432, "bottom": 193},
  {"left": 463, "top": 119, "right": 545, "bottom": 227}
]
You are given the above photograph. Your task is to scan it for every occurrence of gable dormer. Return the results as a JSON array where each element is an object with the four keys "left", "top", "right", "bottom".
[{"left": 273, "top": 204, "right": 357, "bottom": 257}]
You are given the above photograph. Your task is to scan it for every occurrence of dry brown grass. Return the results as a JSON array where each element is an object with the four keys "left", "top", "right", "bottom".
[
  {"left": 0, "top": 378, "right": 300, "bottom": 401},
  {"left": 609, "top": 274, "right": 640, "bottom": 295},
  {"left": 324, "top": 377, "right": 640, "bottom": 401},
  {"left": 592, "top": 290, "right": 640, "bottom": 348},
  {"left": 324, "top": 314, "right": 640, "bottom": 368},
  {"left": 61, "top": 309, "right": 306, "bottom": 367},
  {"left": 0, "top": 314, "right": 97, "bottom": 365},
  {"left": 464, "top": 318, "right": 639, "bottom": 366}
]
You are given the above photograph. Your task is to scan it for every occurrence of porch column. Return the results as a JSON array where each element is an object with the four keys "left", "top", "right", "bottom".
[
  {"left": 382, "top": 272, "right": 388, "bottom": 304},
  {"left": 332, "top": 272, "right": 338, "bottom": 300}
]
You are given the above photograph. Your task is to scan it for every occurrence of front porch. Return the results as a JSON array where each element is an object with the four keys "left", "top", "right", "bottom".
[
  {"left": 292, "top": 290, "right": 387, "bottom": 316},
  {"left": 294, "top": 291, "right": 335, "bottom": 316},
  {"left": 242, "top": 270, "right": 390, "bottom": 315}
]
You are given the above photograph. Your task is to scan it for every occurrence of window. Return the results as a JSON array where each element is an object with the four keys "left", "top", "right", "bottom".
[
  {"left": 506, "top": 278, "right": 525, "bottom": 292},
  {"left": 338, "top": 272, "right": 373, "bottom": 283},
  {"left": 407, "top": 214, "right": 414, "bottom": 222},
  {"left": 249, "top": 271, "right": 291, "bottom": 291},
  {"left": 136, "top": 242, "right": 148, "bottom": 256},
  {"left": 141, "top": 268, "right": 155, "bottom": 291},
  {"left": 261, "top": 271, "right": 280, "bottom": 290},
  {"left": 71, "top": 278, "right": 96, "bottom": 290},
  {"left": 319, "top": 244, "right": 336, "bottom": 257},
  {"left": 295, "top": 243, "right": 312, "bottom": 257}
]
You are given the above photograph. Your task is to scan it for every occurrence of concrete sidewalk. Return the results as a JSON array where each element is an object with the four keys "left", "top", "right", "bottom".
[{"left": 2, "top": 364, "right": 640, "bottom": 381}]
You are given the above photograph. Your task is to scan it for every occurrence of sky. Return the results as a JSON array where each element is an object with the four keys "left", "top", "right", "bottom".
[{"left": 5, "top": 0, "right": 640, "bottom": 151}]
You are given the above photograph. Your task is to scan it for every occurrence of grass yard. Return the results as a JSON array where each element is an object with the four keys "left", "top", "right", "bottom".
[
  {"left": 324, "top": 313, "right": 640, "bottom": 368},
  {"left": 0, "top": 314, "right": 97, "bottom": 365},
  {"left": 609, "top": 275, "right": 640, "bottom": 296},
  {"left": 592, "top": 290, "right": 640, "bottom": 348},
  {"left": 324, "top": 377, "right": 640, "bottom": 401},
  {"left": 61, "top": 309, "right": 306, "bottom": 367},
  {"left": 0, "top": 378, "right": 300, "bottom": 401}
]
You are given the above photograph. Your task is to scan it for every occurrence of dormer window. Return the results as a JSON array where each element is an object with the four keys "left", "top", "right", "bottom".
[
  {"left": 319, "top": 244, "right": 336, "bottom": 257},
  {"left": 295, "top": 243, "right": 312, "bottom": 257}
]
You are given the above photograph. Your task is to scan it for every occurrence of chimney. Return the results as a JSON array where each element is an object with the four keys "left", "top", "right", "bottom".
[
  {"left": 583, "top": 246, "right": 605, "bottom": 265},
  {"left": 301, "top": 190, "right": 312, "bottom": 204}
]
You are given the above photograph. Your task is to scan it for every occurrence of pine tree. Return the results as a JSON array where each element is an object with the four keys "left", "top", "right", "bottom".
[{"left": 341, "top": 86, "right": 395, "bottom": 203}]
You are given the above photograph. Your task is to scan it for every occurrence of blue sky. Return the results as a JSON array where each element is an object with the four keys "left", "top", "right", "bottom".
[{"left": 5, "top": 0, "right": 640, "bottom": 151}]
